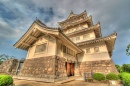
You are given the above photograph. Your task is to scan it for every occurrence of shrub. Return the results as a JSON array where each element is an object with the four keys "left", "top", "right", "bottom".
[
  {"left": 106, "top": 73, "right": 119, "bottom": 80},
  {"left": 0, "top": 75, "right": 13, "bottom": 86},
  {"left": 119, "top": 72, "right": 130, "bottom": 86},
  {"left": 92, "top": 73, "right": 105, "bottom": 81}
]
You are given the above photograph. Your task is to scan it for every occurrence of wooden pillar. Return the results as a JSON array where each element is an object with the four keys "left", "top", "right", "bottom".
[
  {"left": 71, "top": 63, "right": 74, "bottom": 76},
  {"left": 67, "top": 62, "right": 71, "bottom": 76}
]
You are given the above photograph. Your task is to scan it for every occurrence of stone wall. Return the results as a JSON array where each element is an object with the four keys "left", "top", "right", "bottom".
[
  {"left": 0, "top": 59, "right": 19, "bottom": 75},
  {"left": 79, "top": 60, "right": 118, "bottom": 76},
  {"left": 19, "top": 56, "right": 55, "bottom": 79},
  {"left": 18, "top": 55, "right": 67, "bottom": 82},
  {"left": 55, "top": 56, "right": 67, "bottom": 81}
]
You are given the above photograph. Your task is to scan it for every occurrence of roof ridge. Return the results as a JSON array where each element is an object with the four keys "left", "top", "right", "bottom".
[{"left": 35, "top": 18, "right": 46, "bottom": 27}]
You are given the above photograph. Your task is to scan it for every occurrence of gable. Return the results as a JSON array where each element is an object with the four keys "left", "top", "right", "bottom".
[{"left": 14, "top": 20, "right": 59, "bottom": 50}]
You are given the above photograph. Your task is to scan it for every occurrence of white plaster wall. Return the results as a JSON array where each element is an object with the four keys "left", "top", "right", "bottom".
[
  {"left": 56, "top": 39, "right": 76, "bottom": 61},
  {"left": 82, "top": 23, "right": 88, "bottom": 28},
  {"left": 71, "top": 30, "right": 96, "bottom": 43},
  {"left": 64, "top": 23, "right": 88, "bottom": 34},
  {"left": 26, "top": 35, "right": 56, "bottom": 59},
  {"left": 57, "top": 40, "right": 62, "bottom": 57},
  {"left": 78, "top": 41, "right": 111, "bottom": 62}
]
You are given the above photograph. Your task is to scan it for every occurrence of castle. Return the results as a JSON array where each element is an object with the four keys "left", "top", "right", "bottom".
[{"left": 1, "top": 11, "right": 118, "bottom": 82}]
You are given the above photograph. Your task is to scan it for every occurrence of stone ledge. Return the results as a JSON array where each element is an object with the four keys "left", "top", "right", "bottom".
[
  {"left": 13, "top": 76, "right": 55, "bottom": 82},
  {"left": 13, "top": 76, "right": 68, "bottom": 82},
  {"left": 54, "top": 77, "right": 68, "bottom": 82}
]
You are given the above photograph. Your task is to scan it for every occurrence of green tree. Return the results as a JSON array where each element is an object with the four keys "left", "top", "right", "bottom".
[
  {"left": 0, "top": 54, "right": 15, "bottom": 65},
  {"left": 115, "top": 64, "right": 123, "bottom": 73},
  {"left": 122, "top": 64, "right": 130, "bottom": 73},
  {"left": 126, "top": 43, "right": 130, "bottom": 55}
]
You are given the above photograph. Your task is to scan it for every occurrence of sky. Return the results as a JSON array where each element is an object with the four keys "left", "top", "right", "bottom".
[{"left": 0, "top": 0, "right": 130, "bottom": 65}]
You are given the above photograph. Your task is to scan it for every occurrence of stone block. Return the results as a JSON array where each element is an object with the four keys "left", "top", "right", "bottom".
[{"left": 79, "top": 60, "right": 118, "bottom": 76}]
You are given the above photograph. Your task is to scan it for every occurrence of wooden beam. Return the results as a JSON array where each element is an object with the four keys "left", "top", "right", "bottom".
[
  {"left": 22, "top": 42, "right": 30, "bottom": 46},
  {"left": 29, "top": 35, "right": 38, "bottom": 40}
]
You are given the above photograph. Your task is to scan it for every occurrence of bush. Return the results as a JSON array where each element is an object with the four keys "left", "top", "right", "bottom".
[
  {"left": 119, "top": 72, "right": 130, "bottom": 86},
  {"left": 0, "top": 75, "right": 13, "bottom": 86},
  {"left": 92, "top": 73, "right": 105, "bottom": 81},
  {"left": 106, "top": 73, "right": 119, "bottom": 80}
]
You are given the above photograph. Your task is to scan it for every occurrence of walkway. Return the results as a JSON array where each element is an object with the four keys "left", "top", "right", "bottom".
[
  {"left": 14, "top": 79, "right": 109, "bottom": 86},
  {"left": 14, "top": 76, "right": 124, "bottom": 86}
]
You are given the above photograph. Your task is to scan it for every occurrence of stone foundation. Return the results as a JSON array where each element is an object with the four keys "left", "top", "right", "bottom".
[
  {"left": 0, "top": 59, "right": 19, "bottom": 75},
  {"left": 55, "top": 56, "right": 67, "bottom": 80},
  {"left": 17, "top": 55, "right": 67, "bottom": 82},
  {"left": 78, "top": 60, "right": 118, "bottom": 76}
]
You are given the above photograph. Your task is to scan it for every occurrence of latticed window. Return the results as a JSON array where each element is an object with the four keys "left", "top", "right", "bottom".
[
  {"left": 86, "top": 48, "right": 90, "bottom": 53},
  {"left": 94, "top": 47, "right": 99, "bottom": 52},
  {"left": 35, "top": 43, "right": 47, "bottom": 53},
  {"left": 63, "top": 45, "right": 66, "bottom": 53}
]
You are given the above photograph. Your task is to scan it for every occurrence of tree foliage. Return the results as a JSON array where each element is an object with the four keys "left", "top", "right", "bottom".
[
  {"left": 119, "top": 72, "right": 130, "bottom": 86},
  {"left": 0, "top": 75, "right": 13, "bottom": 86},
  {"left": 0, "top": 54, "right": 15, "bottom": 65},
  {"left": 126, "top": 43, "right": 130, "bottom": 55},
  {"left": 92, "top": 73, "right": 105, "bottom": 81},
  {"left": 115, "top": 64, "right": 123, "bottom": 73},
  {"left": 106, "top": 73, "right": 119, "bottom": 80},
  {"left": 122, "top": 64, "right": 130, "bottom": 73},
  {"left": 115, "top": 64, "right": 130, "bottom": 73}
]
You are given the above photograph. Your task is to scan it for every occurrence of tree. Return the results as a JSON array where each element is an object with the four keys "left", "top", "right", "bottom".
[
  {"left": 0, "top": 54, "right": 15, "bottom": 65},
  {"left": 126, "top": 43, "right": 130, "bottom": 55},
  {"left": 115, "top": 64, "right": 123, "bottom": 73},
  {"left": 122, "top": 64, "right": 130, "bottom": 73}
]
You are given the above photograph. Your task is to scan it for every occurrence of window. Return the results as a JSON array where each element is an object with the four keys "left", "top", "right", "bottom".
[
  {"left": 94, "top": 47, "right": 99, "bottom": 52},
  {"left": 35, "top": 43, "right": 47, "bottom": 53},
  {"left": 60, "top": 44, "right": 63, "bottom": 51},
  {"left": 86, "top": 48, "right": 90, "bottom": 53},
  {"left": 63, "top": 45, "right": 66, "bottom": 53}
]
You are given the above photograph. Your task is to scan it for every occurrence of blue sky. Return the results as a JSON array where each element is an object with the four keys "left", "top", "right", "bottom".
[{"left": 0, "top": 0, "right": 130, "bottom": 65}]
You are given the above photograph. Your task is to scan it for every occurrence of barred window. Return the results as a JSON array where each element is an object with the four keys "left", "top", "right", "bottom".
[
  {"left": 35, "top": 43, "right": 47, "bottom": 53},
  {"left": 94, "top": 47, "right": 99, "bottom": 52},
  {"left": 86, "top": 48, "right": 90, "bottom": 53},
  {"left": 63, "top": 45, "right": 66, "bottom": 53}
]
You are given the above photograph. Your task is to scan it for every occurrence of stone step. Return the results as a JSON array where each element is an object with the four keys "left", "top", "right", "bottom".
[{"left": 55, "top": 78, "right": 75, "bottom": 84}]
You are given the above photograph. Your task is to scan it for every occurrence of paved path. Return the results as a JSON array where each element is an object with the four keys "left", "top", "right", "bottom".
[{"left": 14, "top": 79, "right": 109, "bottom": 86}]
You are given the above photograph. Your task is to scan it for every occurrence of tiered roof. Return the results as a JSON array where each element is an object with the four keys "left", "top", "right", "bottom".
[
  {"left": 66, "top": 22, "right": 101, "bottom": 38},
  {"left": 14, "top": 19, "right": 82, "bottom": 53},
  {"left": 14, "top": 10, "right": 117, "bottom": 57},
  {"left": 58, "top": 10, "right": 117, "bottom": 57},
  {"left": 76, "top": 32, "right": 117, "bottom": 56},
  {"left": 58, "top": 10, "right": 93, "bottom": 29}
]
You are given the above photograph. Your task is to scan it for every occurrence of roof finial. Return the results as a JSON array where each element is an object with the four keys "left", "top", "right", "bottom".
[{"left": 70, "top": 10, "right": 73, "bottom": 14}]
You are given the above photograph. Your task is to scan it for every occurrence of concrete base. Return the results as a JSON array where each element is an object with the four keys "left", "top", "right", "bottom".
[{"left": 13, "top": 76, "right": 68, "bottom": 82}]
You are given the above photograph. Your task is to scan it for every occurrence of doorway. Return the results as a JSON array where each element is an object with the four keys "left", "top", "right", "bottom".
[{"left": 65, "top": 62, "right": 75, "bottom": 76}]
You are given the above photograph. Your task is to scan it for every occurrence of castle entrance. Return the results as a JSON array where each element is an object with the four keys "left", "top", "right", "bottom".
[{"left": 65, "top": 62, "right": 75, "bottom": 76}]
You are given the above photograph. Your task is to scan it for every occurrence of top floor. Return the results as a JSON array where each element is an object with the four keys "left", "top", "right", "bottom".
[{"left": 58, "top": 10, "right": 93, "bottom": 29}]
